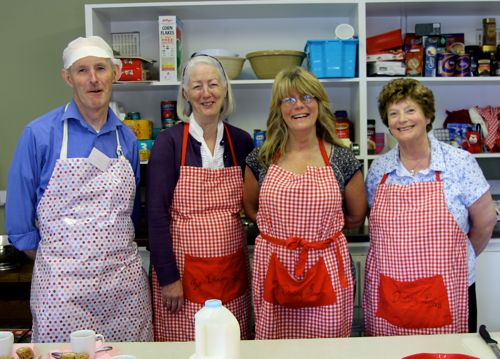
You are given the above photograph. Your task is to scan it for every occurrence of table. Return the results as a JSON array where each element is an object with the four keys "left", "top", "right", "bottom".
[{"left": 32, "top": 332, "right": 500, "bottom": 359}]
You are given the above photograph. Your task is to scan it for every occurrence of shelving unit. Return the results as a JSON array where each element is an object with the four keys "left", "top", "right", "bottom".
[{"left": 85, "top": 0, "right": 500, "bottom": 176}]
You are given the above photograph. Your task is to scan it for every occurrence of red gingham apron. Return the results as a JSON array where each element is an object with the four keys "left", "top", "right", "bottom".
[
  {"left": 152, "top": 123, "right": 251, "bottom": 341},
  {"left": 364, "top": 171, "right": 468, "bottom": 336},
  {"left": 253, "top": 139, "right": 354, "bottom": 339},
  {"left": 32, "top": 117, "right": 153, "bottom": 343}
]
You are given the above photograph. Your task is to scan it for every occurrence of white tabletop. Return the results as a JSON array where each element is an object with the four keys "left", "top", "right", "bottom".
[{"left": 31, "top": 332, "right": 500, "bottom": 359}]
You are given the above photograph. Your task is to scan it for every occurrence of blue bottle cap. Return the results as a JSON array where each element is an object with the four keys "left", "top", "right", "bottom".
[{"left": 205, "top": 299, "right": 222, "bottom": 308}]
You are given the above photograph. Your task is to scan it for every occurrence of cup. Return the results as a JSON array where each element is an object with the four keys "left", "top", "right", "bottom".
[
  {"left": 70, "top": 330, "right": 105, "bottom": 359},
  {"left": 0, "top": 331, "right": 14, "bottom": 357},
  {"left": 111, "top": 356, "right": 137, "bottom": 359}
]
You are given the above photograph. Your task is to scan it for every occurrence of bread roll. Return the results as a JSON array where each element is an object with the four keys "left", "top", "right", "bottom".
[{"left": 16, "top": 347, "right": 34, "bottom": 359}]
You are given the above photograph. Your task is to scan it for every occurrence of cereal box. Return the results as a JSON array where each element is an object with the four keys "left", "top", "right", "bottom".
[{"left": 159, "top": 16, "right": 183, "bottom": 82}]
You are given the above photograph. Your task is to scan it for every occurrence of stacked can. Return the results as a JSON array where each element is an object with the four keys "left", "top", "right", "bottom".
[
  {"left": 161, "top": 100, "right": 178, "bottom": 128},
  {"left": 253, "top": 129, "right": 266, "bottom": 148}
]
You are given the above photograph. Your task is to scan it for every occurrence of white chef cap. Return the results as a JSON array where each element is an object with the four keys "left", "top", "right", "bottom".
[{"left": 63, "top": 35, "right": 122, "bottom": 72}]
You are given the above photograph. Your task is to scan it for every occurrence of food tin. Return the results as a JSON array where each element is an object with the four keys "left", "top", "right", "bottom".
[
  {"left": 123, "top": 119, "right": 140, "bottom": 138},
  {"left": 127, "top": 112, "right": 141, "bottom": 120},
  {"left": 455, "top": 54, "right": 470, "bottom": 77},
  {"left": 437, "top": 52, "right": 456, "bottom": 77},
  {"left": 161, "top": 100, "right": 178, "bottom": 129},
  {"left": 138, "top": 139, "right": 154, "bottom": 161},
  {"left": 135, "top": 119, "right": 152, "bottom": 140},
  {"left": 253, "top": 129, "right": 266, "bottom": 148}
]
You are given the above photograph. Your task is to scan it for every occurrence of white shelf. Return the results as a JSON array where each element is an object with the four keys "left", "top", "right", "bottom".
[{"left": 88, "top": 0, "right": 500, "bottom": 175}]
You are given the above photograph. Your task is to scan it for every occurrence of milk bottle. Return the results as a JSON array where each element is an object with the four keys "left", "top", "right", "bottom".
[{"left": 190, "top": 299, "right": 240, "bottom": 359}]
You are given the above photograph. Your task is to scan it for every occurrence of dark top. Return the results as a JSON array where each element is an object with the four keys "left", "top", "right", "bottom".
[
  {"left": 245, "top": 144, "right": 361, "bottom": 197},
  {"left": 147, "top": 122, "right": 254, "bottom": 286}
]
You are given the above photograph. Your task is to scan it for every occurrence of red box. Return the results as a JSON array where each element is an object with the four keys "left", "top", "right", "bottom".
[
  {"left": 367, "top": 29, "right": 403, "bottom": 54},
  {"left": 118, "top": 57, "right": 153, "bottom": 81}
]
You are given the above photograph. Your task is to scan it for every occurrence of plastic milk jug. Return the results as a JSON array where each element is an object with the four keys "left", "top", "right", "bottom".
[{"left": 189, "top": 299, "right": 240, "bottom": 359}]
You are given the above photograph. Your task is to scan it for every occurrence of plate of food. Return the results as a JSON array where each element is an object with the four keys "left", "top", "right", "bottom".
[{"left": 48, "top": 345, "right": 118, "bottom": 359}]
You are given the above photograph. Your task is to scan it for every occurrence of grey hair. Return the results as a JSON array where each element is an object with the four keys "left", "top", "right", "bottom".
[{"left": 176, "top": 55, "right": 235, "bottom": 122}]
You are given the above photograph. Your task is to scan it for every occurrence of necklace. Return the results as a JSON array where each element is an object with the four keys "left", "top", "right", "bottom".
[{"left": 400, "top": 149, "right": 431, "bottom": 177}]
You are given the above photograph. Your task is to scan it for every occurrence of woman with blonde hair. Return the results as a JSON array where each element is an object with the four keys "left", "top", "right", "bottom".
[{"left": 244, "top": 66, "right": 367, "bottom": 339}]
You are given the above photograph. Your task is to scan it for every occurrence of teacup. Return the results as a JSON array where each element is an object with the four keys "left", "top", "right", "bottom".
[
  {"left": 0, "top": 331, "right": 14, "bottom": 357},
  {"left": 70, "top": 330, "right": 105, "bottom": 359}
]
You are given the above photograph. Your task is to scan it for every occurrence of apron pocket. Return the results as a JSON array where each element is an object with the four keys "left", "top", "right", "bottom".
[
  {"left": 377, "top": 273, "right": 452, "bottom": 329},
  {"left": 263, "top": 252, "right": 336, "bottom": 308},
  {"left": 183, "top": 248, "right": 248, "bottom": 304}
]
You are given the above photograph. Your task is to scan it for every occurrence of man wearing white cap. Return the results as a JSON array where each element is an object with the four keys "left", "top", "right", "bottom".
[{"left": 6, "top": 36, "right": 153, "bottom": 342}]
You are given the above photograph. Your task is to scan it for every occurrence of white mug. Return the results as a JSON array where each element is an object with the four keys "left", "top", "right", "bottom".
[
  {"left": 70, "top": 330, "right": 105, "bottom": 359},
  {"left": 111, "top": 356, "right": 137, "bottom": 359},
  {"left": 0, "top": 331, "right": 14, "bottom": 357}
]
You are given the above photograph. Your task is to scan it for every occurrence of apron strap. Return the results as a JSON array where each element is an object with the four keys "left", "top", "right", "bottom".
[
  {"left": 61, "top": 119, "right": 69, "bottom": 160},
  {"left": 60, "top": 103, "right": 71, "bottom": 160},
  {"left": 115, "top": 130, "right": 124, "bottom": 158},
  {"left": 223, "top": 124, "right": 238, "bottom": 166},
  {"left": 181, "top": 122, "right": 238, "bottom": 167},
  {"left": 261, "top": 232, "right": 347, "bottom": 287},
  {"left": 181, "top": 122, "right": 190, "bottom": 166},
  {"left": 318, "top": 138, "right": 330, "bottom": 165}
]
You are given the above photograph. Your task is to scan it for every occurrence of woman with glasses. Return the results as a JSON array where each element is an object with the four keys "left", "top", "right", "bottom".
[
  {"left": 243, "top": 66, "right": 367, "bottom": 339},
  {"left": 147, "top": 55, "right": 254, "bottom": 341}
]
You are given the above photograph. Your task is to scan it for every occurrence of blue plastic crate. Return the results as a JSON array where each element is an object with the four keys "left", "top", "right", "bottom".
[{"left": 305, "top": 39, "right": 358, "bottom": 78}]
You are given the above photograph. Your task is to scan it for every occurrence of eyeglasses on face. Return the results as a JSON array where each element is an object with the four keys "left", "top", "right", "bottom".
[{"left": 281, "top": 95, "right": 315, "bottom": 106}]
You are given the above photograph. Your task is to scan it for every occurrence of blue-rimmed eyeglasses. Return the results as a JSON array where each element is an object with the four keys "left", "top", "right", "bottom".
[{"left": 281, "top": 95, "right": 315, "bottom": 106}]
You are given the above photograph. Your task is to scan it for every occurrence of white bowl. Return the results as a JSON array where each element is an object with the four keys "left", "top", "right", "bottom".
[{"left": 195, "top": 48, "right": 239, "bottom": 57}]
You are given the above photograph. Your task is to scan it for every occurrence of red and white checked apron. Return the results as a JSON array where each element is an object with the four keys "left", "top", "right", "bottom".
[
  {"left": 253, "top": 139, "right": 354, "bottom": 339},
  {"left": 364, "top": 171, "right": 468, "bottom": 336},
  {"left": 152, "top": 123, "right": 251, "bottom": 341},
  {"left": 32, "top": 117, "right": 153, "bottom": 343}
]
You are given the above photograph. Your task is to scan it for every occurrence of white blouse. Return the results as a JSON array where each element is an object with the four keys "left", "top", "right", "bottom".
[{"left": 188, "top": 114, "right": 225, "bottom": 169}]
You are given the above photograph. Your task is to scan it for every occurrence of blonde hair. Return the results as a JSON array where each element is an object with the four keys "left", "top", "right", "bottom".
[
  {"left": 176, "top": 55, "right": 235, "bottom": 122},
  {"left": 258, "top": 66, "right": 344, "bottom": 168}
]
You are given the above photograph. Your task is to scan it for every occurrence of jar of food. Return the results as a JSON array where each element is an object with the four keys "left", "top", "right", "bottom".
[
  {"left": 367, "top": 119, "right": 376, "bottom": 154},
  {"left": 465, "top": 45, "right": 481, "bottom": 76},
  {"left": 482, "top": 18, "right": 497, "bottom": 46},
  {"left": 478, "top": 58, "right": 491, "bottom": 76}
]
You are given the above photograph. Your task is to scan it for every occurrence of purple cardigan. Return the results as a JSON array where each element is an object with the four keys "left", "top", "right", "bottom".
[{"left": 146, "top": 122, "right": 254, "bottom": 286}]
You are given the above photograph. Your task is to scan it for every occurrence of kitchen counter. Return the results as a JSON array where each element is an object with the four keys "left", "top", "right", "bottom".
[{"left": 32, "top": 332, "right": 500, "bottom": 359}]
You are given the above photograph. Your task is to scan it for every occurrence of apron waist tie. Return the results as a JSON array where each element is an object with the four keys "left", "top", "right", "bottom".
[{"left": 261, "top": 232, "right": 347, "bottom": 287}]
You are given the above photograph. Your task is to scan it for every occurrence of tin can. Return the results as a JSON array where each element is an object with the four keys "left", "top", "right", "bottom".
[
  {"left": 253, "top": 129, "right": 266, "bottom": 148},
  {"left": 336, "top": 119, "right": 351, "bottom": 147},
  {"left": 161, "top": 100, "right": 177, "bottom": 129},
  {"left": 127, "top": 112, "right": 141, "bottom": 120},
  {"left": 367, "top": 119, "right": 376, "bottom": 154},
  {"left": 138, "top": 139, "right": 154, "bottom": 161},
  {"left": 455, "top": 54, "right": 470, "bottom": 77},
  {"left": 437, "top": 53, "right": 456, "bottom": 77},
  {"left": 123, "top": 119, "right": 140, "bottom": 138},
  {"left": 135, "top": 119, "right": 152, "bottom": 140},
  {"left": 478, "top": 59, "right": 491, "bottom": 76}
]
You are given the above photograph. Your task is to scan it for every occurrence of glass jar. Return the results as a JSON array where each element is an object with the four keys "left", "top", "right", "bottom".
[
  {"left": 483, "top": 18, "right": 497, "bottom": 46},
  {"left": 465, "top": 45, "right": 481, "bottom": 76}
]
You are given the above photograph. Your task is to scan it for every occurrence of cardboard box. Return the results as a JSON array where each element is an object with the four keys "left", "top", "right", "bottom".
[
  {"left": 118, "top": 57, "right": 153, "bottom": 81},
  {"left": 159, "top": 16, "right": 183, "bottom": 82},
  {"left": 367, "top": 29, "right": 403, "bottom": 54},
  {"left": 367, "top": 61, "right": 405, "bottom": 76}
]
